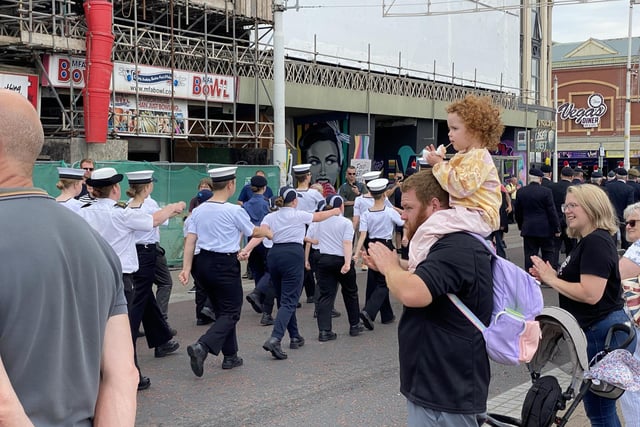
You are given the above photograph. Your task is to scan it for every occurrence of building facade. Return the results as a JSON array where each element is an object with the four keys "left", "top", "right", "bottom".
[
  {"left": 0, "top": 0, "right": 556, "bottom": 186},
  {"left": 552, "top": 37, "right": 640, "bottom": 173}
]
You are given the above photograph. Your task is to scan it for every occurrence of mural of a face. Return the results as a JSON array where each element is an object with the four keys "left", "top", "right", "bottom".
[{"left": 306, "top": 138, "right": 340, "bottom": 185}]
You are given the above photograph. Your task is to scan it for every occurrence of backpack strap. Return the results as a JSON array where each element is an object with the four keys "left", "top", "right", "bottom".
[
  {"left": 447, "top": 294, "right": 488, "bottom": 332},
  {"left": 446, "top": 233, "right": 495, "bottom": 332}
]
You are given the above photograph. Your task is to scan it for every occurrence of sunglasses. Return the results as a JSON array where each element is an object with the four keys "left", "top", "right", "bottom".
[
  {"left": 627, "top": 220, "right": 639, "bottom": 227},
  {"left": 347, "top": 173, "right": 356, "bottom": 176},
  {"left": 83, "top": 167, "right": 94, "bottom": 171}
]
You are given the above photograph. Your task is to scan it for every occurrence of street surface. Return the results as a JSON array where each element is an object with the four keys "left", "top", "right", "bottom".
[{"left": 135, "top": 228, "right": 591, "bottom": 426}]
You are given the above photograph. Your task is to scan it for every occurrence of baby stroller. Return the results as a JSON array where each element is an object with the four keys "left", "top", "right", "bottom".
[{"left": 485, "top": 306, "right": 636, "bottom": 427}]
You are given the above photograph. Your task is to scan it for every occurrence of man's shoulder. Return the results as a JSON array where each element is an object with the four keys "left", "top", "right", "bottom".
[{"left": 430, "top": 232, "right": 484, "bottom": 254}]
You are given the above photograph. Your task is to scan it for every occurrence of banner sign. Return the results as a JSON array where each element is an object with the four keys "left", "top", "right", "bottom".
[
  {"left": 557, "top": 93, "right": 607, "bottom": 129},
  {"left": 0, "top": 72, "right": 39, "bottom": 110},
  {"left": 42, "top": 54, "right": 237, "bottom": 103},
  {"left": 109, "top": 94, "right": 188, "bottom": 138}
]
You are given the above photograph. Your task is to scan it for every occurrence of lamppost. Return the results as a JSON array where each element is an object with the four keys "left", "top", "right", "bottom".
[
  {"left": 624, "top": 0, "right": 639, "bottom": 169},
  {"left": 553, "top": 75, "right": 559, "bottom": 182}
]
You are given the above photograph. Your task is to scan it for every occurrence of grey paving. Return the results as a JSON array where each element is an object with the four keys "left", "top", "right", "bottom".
[{"left": 135, "top": 228, "right": 597, "bottom": 426}]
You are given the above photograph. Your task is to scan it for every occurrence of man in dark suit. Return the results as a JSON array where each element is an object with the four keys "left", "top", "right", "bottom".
[
  {"left": 627, "top": 167, "right": 640, "bottom": 202},
  {"left": 540, "top": 164, "right": 553, "bottom": 188},
  {"left": 572, "top": 165, "right": 585, "bottom": 184},
  {"left": 550, "top": 166, "right": 575, "bottom": 268},
  {"left": 608, "top": 167, "right": 636, "bottom": 249},
  {"left": 515, "top": 168, "right": 561, "bottom": 271}
]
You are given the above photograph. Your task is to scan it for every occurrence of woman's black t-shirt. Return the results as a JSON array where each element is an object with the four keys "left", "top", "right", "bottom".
[{"left": 557, "top": 228, "right": 624, "bottom": 328}]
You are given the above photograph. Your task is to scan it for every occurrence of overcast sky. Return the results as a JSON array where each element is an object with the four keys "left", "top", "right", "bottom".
[{"left": 552, "top": 0, "right": 640, "bottom": 43}]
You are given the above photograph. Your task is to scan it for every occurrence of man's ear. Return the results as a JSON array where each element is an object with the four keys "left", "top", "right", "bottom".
[{"left": 430, "top": 197, "right": 442, "bottom": 210}]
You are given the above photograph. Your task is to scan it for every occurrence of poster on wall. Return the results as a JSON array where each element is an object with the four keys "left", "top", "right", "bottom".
[
  {"left": 42, "top": 54, "right": 237, "bottom": 103},
  {"left": 0, "top": 72, "right": 39, "bottom": 111},
  {"left": 108, "top": 95, "right": 188, "bottom": 138},
  {"left": 295, "top": 118, "right": 350, "bottom": 188}
]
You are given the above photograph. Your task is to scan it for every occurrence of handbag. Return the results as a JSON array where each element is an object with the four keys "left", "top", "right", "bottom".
[{"left": 622, "top": 276, "right": 640, "bottom": 328}]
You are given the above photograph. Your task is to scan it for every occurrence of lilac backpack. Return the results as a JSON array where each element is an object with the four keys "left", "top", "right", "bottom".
[{"left": 448, "top": 234, "right": 544, "bottom": 365}]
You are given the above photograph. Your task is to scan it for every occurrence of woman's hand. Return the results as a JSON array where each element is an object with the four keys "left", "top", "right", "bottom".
[
  {"left": 238, "top": 249, "right": 250, "bottom": 261},
  {"left": 178, "top": 269, "right": 190, "bottom": 286},
  {"left": 529, "top": 255, "right": 557, "bottom": 286},
  {"left": 340, "top": 263, "right": 351, "bottom": 274}
]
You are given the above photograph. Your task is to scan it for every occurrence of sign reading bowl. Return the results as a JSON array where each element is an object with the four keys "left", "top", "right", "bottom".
[
  {"left": 557, "top": 93, "right": 607, "bottom": 129},
  {"left": 42, "top": 54, "right": 237, "bottom": 103}
]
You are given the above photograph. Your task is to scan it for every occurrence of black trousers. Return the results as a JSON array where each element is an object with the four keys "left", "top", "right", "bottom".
[
  {"left": 154, "top": 244, "right": 173, "bottom": 320},
  {"left": 192, "top": 255, "right": 214, "bottom": 322},
  {"left": 363, "top": 238, "right": 394, "bottom": 323},
  {"left": 315, "top": 254, "right": 360, "bottom": 332},
  {"left": 523, "top": 236, "right": 555, "bottom": 272},
  {"left": 193, "top": 250, "right": 242, "bottom": 356},
  {"left": 131, "top": 245, "right": 172, "bottom": 349}
]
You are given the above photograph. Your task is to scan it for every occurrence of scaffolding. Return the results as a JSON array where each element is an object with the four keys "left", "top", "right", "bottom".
[{"left": 0, "top": 0, "right": 522, "bottom": 147}]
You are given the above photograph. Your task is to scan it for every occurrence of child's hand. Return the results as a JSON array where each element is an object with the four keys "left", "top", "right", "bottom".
[{"left": 424, "top": 144, "right": 444, "bottom": 166}]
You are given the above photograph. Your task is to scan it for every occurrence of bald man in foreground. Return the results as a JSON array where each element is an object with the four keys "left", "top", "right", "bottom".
[{"left": 0, "top": 89, "right": 138, "bottom": 426}]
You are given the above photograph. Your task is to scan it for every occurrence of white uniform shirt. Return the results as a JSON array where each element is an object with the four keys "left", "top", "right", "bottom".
[
  {"left": 183, "top": 215, "right": 200, "bottom": 255},
  {"left": 353, "top": 195, "right": 393, "bottom": 217},
  {"left": 295, "top": 189, "right": 324, "bottom": 213},
  {"left": 79, "top": 198, "right": 154, "bottom": 273},
  {"left": 359, "top": 207, "right": 404, "bottom": 240},
  {"left": 127, "top": 196, "right": 166, "bottom": 244},
  {"left": 262, "top": 207, "right": 313, "bottom": 244},
  {"left": 306, "top": 222, "right": 320, "bottom": 250},
  {"left": 186, "top": 201, "right": 254, "bottom": 253},
  {"left": 312, "top": 215, "right": 354, "bottom": 257},
  {"left": 58, "top": 198, "right": 84, "bottom": 214}
]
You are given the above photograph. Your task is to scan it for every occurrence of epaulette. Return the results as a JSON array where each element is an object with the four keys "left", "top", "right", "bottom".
[{"left": 114, "top": 201, "right": 128, "bottom": 208}]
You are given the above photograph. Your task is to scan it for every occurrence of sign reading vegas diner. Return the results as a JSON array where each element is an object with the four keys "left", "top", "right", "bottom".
[{"left": 557, "top": 93, "right": 607, "bottom": 129}]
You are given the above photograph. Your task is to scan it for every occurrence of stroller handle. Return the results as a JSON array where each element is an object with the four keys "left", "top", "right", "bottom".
[{"left": 604, "top": 322, "right": 636, "bottom": 353}]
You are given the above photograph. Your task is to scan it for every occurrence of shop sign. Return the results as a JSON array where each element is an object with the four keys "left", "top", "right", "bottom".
[
  {"left": 558, "top": 151, "right": 598, "bottom": 158},
  {"left": 557, "top": 93, "right": 607, "bottom": 128},
  {"left": 43, "top": 54, "right": 237, "bottom": 103},
  {"left": 0, "top": 72, "right": 39, "bottom": 110}
]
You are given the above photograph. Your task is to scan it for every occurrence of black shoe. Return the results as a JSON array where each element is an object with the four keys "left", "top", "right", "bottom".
[
  {"left": 381, "top": 315, "right": 396, "bottom": 325},
  {"left": 246, "top": 292, "right": 263, "bottom": 314},
  {"left": 306, "top": 296, "right": 315, "bottom": 304},
  {"left": 136, "top": 329, "right": 145, "bottom": 338},
  {"left": 260, "top": 313, "right": 274, "bottom": 326},
  {"left": 262, "top": 337, "right": 287, "bottom": 360},
  {"left": 188, "top": 286, "right": 196, "bottom": 294},
  {"left": 187, "top": 342, "right": 208, "bottom": 377},
  {"left": 296, "top": 302, "right": 302, "bottom": 308},
  {"left": 290, "top": 336, "right": 305, "bottom": 349},
  {"left": 137, "top": 376, "right": 151, "bottom": 391},
  {"left": 359, "top": 310, "right": 374, "bottom": 330},
  {"left": 200, "top": 306, "right": 216, "bottom": 321},
  {"left": 318, "top": 330, "right": 337, "bottom": 342},
  {"left": 331, "top": 309, "right": 341, "bottom": 318},
  {"left": 349, "top": 323, "right": 365, "bottom": 336},
  {"left": 168, "top": 327, "right": 178, "bottom": 336},
  {"left": 221, "top": 354, "right": 243, "bottom": 370},
  {"left": 196, "top": 317, "right": 214, "bottom": 326},
  {"left": 154, "top": 339, "right": 180, "bottom": 358}
]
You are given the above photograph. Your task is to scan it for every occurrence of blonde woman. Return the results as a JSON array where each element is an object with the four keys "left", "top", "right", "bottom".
[
  {"left": 530, "top": 184, "right": 635, "bottom": 426},
  {"left": 55, "top": 167, "right": 85, "bottom": 213}
]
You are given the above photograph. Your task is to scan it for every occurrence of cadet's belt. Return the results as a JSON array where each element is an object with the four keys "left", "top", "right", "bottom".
[
  {"left": 136, "top": 243, "right": 155, "bottom": 250},
  {"left": 200, "top": 249, "right": 238, "bottom": 257}
]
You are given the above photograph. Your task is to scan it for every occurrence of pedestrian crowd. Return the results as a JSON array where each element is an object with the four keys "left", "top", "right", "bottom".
[{"left": 2, "top": 88, "right": 640, "bottom": 427}]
